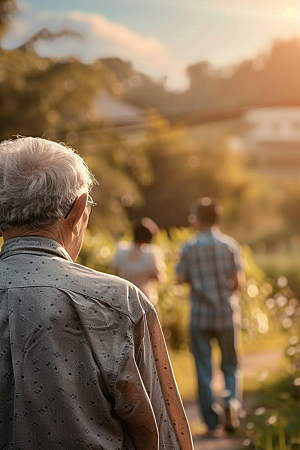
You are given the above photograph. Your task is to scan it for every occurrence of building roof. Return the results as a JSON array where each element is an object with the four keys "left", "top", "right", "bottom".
[{"left": 94, "top": 91, "right": 146, "bottom": 126}]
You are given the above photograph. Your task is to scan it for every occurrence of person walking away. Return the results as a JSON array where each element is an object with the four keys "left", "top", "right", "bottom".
[
  {"left": 176, "top": 197, "right": 244, "bottom": 436},
  {"left": 112, "top": 218, "right": 166, "bottom": 318}
]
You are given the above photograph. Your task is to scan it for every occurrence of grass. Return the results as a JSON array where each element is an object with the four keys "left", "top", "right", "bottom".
[
  {"left": 169, "top": 349, "right": 197, "bottom": 403},
  {"left": 253, "top": 250, "right": 300, "bottom": 298},
  {"left": 243, "top": 371, "right": 300, "bottom": 450},
  {"left": 241, "top": 329, "right": 288, "bottom": 359}
]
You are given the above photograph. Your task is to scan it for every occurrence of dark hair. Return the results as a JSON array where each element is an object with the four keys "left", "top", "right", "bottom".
[
  {"left": 133, "top": 218, "right": 158, "bottom": 243},
  {"left": 195, "top": 197, "right": 222, "bottom": 226}
]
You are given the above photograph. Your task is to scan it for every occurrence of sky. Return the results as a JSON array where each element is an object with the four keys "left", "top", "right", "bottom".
[{"left": 3, "top": 0, "right": 300, "bottom": 90}]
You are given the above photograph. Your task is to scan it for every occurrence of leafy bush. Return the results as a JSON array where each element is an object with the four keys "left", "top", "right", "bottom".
[
  {"left": 240, "top": 256, "right": 300, "bottom": 449},
  {"left": 244, "top": 373, "right": 300, "bottom": 450},
  {"left": 78, "top": 227, "right": 293, "bottom": 353}
]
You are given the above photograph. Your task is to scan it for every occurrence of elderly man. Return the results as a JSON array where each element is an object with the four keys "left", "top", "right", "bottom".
[{"left": 0, "top": 137, "right": 193, "bottom": 450}]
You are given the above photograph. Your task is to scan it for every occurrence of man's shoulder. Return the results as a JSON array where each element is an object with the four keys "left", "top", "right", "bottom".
[
  {"left": 181, "top": 230, "right": 240, "bottom": 252},
  {"left": 115, "top": 241, "right": 131, "bottom": 252},
  {"left": 181, "top": 235, "right": 199, "bottom": 250},
  {"left": 141, "top": 243, "right": 163, "bottom": 259},
  {"left": 2, "top": 255, "right": 154, "bottom": 324},
  {"left": 59, "top": 260, "right": 154, "bottom": 322},
  {"left": 214, "top": 231, "right": 241, "bottom": 250},
  {"left": 113, "top": 241, "right": 131, "bottom": 259}
]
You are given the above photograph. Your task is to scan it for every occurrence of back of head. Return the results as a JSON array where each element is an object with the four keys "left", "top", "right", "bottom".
[
  {"left": 133, "top": 218, "right": 158, "bottom": 244},
  {"left": 0, "top": 137, "right": 95, "bottom": 231},
  {"left": 195, "top": 197, "right": 222, "bottom": 227}
]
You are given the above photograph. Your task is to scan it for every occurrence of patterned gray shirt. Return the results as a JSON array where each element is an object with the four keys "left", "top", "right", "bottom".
[
  {"left": 0, "top": 237, "right": 193, "bottom": 450},
  {"left": 176, "top": 228, "right": 243, "bottom": 331}
]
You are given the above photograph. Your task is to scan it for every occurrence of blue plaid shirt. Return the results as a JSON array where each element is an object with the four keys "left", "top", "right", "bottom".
[{"left": 176, "top": 228, "right": 243, "bottom": 330}]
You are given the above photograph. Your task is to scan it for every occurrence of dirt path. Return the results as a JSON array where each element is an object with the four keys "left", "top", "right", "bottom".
[{"left": 184, "top": 348, "right": 282, "bottom": 450}]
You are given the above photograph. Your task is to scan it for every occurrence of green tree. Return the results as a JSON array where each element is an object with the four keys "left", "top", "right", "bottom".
[
  {"left": 0, "top": 0, "right": 17, "bottom": 43},
  {"left": 128, "top": 112, "right": 254, "bottom": 232},
  {"left": 279, "top": 182, "right": 300, "bottom": 236},
  {"left": 0, "top": 6, "right": 152, "bottom": 232}
]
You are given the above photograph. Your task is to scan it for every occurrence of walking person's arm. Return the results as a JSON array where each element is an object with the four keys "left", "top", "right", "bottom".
[
  {"left": 176, "top": 244, "right": 190, "bottom": 285},
  {"left": 230, "top": 242, "right": 246, "bottom": 292},
  {"left": 230, "top": 269, "right": 246, "bottom": 292}
]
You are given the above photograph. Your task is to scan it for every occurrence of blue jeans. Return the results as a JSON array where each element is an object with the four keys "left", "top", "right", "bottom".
[{"left": 190, "top": 325, "right": 238, "bottom": 430}]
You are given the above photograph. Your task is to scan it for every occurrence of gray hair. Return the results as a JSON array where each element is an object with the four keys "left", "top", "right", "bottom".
[{"left": 0, "top": 137, "right": 96, "bottom": 231}]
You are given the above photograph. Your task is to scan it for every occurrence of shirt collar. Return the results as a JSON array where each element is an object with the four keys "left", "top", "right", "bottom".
[
  {"left": 0, "top": 236, "right": 72, "bottom": 262},
  {"left": 196, "top": 226, "right": 220, "bottom": 238}
]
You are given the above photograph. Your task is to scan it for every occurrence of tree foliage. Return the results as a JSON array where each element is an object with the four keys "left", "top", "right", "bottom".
[
  {"left": 0, "top": 0, "right": 17, "bottom": 43},
  {"left": 1, "top": 7, "right": 300, "bottom": 242},
  {"left": 124, "top": 38, "right": 300, "bottom": 115},
  {"left": 127, "top": 112, "right": 274, "bottom": 239},
  {"left": 0, "top": 6, "right": 152, "bottom": 231}
]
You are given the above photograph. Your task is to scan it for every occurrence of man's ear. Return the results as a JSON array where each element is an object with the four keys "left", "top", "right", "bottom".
[{"left": 66, "top": 193, "right": 87, "bottom": 235}]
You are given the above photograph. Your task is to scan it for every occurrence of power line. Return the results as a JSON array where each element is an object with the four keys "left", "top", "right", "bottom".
[{"left": 44, "top": 106, "right": 247, "bottom": 144}]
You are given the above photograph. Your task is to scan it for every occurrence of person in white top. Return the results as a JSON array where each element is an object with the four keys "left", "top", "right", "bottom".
[{"left": 112, "top": 218, "right": 166, "bottom": 310}]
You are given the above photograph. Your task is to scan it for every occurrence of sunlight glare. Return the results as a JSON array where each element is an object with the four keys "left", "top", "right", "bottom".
[{"left": 284, "top": 0, "right": 300, "bottom": 22}]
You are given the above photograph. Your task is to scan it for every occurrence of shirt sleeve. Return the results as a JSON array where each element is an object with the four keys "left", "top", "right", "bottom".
[
  {"left": 232, "top": 243, "right": 244, "bottom": 272},
  {"left": 175, "top": 245, "right": 190, "bottom": 281},
  {"left": 114, "top": 309, "right": 193, "bottom": 450},
  {"left": 147, "top": 246, "right": 166, "bottom": 279},
  {"left": 73, "top": 288, "right": 193, "bottom": 450}
]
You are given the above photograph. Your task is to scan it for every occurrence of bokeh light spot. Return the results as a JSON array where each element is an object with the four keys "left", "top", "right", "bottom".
[
  {"left": 247, "top": 284, "right": 259, "bottom": 298},
  {"left": 121, "top": 194, "right": 133, "bottom": 207},
  {"left": 187, "top": 155, "right": 200, "bottom": 168}
]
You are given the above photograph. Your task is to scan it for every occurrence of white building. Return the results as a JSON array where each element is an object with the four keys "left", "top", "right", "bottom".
[
  {"left": 94, "top": 91, "right": 146, "bottom": 128},
  {"left": 242, "top": 107, "right": 300, "bottom": 174}
]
